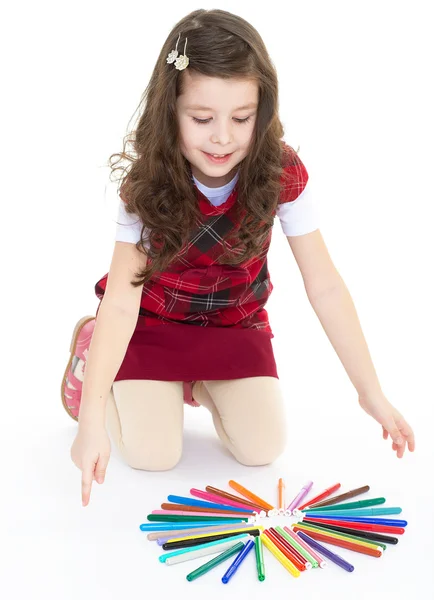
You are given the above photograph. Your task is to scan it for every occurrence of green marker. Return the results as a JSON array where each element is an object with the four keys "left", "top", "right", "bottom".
[
  {"left": 146, "top": 515, "right": 248, "bottom": 523},
  {"left": 302, "top": 497, "right": 386, "bottom": 512},
  {"left": 275, "top": 526, "right": 318, "bottom": 568},
  {"left": 255, "top": 536, "right": 265, "bottom": 581},
  {"left": 186, "top": 542, "right": 245, "bottom": 582}
]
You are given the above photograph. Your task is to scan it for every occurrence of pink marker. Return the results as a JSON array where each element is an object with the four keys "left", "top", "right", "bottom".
[
  {"left": 151, "top": 509, "right": 252, "bottom": 519},
  {"left": 190, "top": 488, "right": 264, "bottom": 515},
  {"left": 286, "top": 481, "right": 313, "bottom": 514},
  {"left": 283, "top": 526, "right": 327, "bottom": 569}
]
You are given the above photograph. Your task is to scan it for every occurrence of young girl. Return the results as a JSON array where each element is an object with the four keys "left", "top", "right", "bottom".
[{"left": 63, "top": 9, "right": 415, "bottom": 507}]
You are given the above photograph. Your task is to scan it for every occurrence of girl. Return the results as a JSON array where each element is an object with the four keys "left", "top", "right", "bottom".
[{"left": 63, "top": 9, "right": 415, "bottom": 507}]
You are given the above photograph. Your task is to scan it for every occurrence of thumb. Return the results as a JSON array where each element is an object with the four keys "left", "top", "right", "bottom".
[{"left": 94, "top": 454, "right": 110, "bottom": 483}]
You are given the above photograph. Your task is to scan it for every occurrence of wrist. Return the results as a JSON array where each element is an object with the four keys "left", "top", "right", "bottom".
[{"left": 78, "top": 407, "right": 106, "bottom": 430}]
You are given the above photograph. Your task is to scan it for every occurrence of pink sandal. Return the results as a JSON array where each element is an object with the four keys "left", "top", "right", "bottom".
[
  {"left": 61, "top": 316, "right": 200, "bottom": 421},
  {"left": 61, "top": 316, "right": 96, "bottom": 421}
]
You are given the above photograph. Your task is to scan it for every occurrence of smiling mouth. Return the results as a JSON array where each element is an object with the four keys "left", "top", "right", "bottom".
[{"left": 203, "top": 151, "right": 234, "bottom": 157}]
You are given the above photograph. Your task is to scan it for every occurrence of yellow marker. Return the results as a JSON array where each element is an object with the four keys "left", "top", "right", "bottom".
[
  {"left": 260, "top": 534, "right": 301, "bottom": 578},
  {"left": 295, "top": 524, "right": 383, "bottom": 552},
  {"left": 166, "top": 525, "right": 264, "bottom": 543}
]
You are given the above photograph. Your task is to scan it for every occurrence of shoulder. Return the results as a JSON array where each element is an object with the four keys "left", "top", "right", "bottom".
[{"left": 278, "top": 141, "right": 309, "bottom": 205}]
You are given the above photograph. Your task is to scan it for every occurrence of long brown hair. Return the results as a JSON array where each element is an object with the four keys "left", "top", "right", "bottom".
[{"left": 109, "top": 9, "right": 297, "bottom": 287}]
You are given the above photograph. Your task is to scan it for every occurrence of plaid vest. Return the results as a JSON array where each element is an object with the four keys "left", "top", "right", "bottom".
[{"left": 95, "top": 145, "right": 308, "bottom": 333}]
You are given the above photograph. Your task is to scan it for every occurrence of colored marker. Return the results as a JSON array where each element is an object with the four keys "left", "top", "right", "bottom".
[
  {"left": 260, "top": 533, "right": 301, "bottom": 578},
  {"left": 163, "top": 528, "right": 262, "bottom": 550},
  {"left": 139, "top": 521, "right": 239, "bottom": 531},
  {"left": 296, "top": 482, "right": 341, "bottom": 511},
  {"left": 147, "top": 521, "right": 254, "bottom": 540},
  {"left": 283, "top": 526, "right": 327, "bottom": 568},
  {"left": 275, "top": 526, "right": 319, "bottom": 568},
  {"left": 205, "top": 486, "right": 267, "bottom": 514},
  {"left": 308, "top": 485, "right": 370, "bottom": 509},
  {"left": 301, "top": 515, "right": 407, "bottom": 526},
  {"left": 255, "top": 536, "right": 265, "bottom": 581},
  {"left": 157, "top": 524, "right": 258, "bottom": 545},
  {"left": 222, "top": 539, "right": 255, "bottom": 583},
  {"left": 293, "top": 526, "right": 382, "bottom": 557},
  {"left": 302, "top": 517, "right": 405, "bottom": 535},
  {"left": 163, "top": 499, "right": 255, "bottom": 514},
  {"left": 302, "top": 497, "right": 386, "bottom": 513},
  {"left": 168, "top": 494, "right": 254, "bottom": 513},
  {"left": 147, "top": 514, "right": 248, "bottom": 523},
  {"left": 151, "top": 509, "right": 253, "bottom": 518},
  {"left": 190, "top": 488, "right": 265, "bottom": 514},
  {"left": 228, "top": 480, "right": 275, "bottom": 511},
  {"left": 159, "top": 534, "right": 249, "bottom": 563},
  {"left": 278, "top": 478, "right": 286, "bottom": 514},
  {"left": 266, "top": 528, "right": 310, "bottom": 571},
  {"left": 163, "top": 525, "right": 263, "bottom": 544},
  {"left": 296, "top": 531, "right": 355, "bottom": 572},
  {"left": 186, "top": 542, "right": 245, "bottom": 581},
  {"left": 303, "top": 507, "right": 402, "bottom": 518},
  {"left": 302, "top": 520, "right": 398, "bottom": 544},
  {"left": 295, "top": 522, "right": 387, "bottom": 551},
  {"left": 286, "top": 481, "right": 313, "bottom": 514}
]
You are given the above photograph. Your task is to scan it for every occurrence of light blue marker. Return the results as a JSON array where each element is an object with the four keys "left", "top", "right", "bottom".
[
  {"left": 159, "top": 534, "right": 249, "bottom": 562},
  {"left": 303, "top": 507, "right": 402, "bottom": 518}
]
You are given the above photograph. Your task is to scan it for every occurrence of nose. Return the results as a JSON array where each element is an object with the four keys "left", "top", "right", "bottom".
[{"left": 211, "top": 119, "right": 233, "bottom": 146}]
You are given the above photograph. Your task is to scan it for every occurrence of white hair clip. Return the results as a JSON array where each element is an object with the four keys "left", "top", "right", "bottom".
[{"left": 166, "top": 32, "right": 189, "bottom": 70}]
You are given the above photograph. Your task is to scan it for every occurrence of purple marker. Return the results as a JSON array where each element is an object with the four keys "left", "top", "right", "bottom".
[
  {"left": 286, "top": 481, "right": 313, "bottom": 514},
  {"left": 296, "top": 531, "right": 355, "bottom": 573}
]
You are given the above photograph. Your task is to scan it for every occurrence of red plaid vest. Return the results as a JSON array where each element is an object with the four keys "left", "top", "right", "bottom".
[{"left": 95, "top": 144, "right": 308, "bottom": 333}]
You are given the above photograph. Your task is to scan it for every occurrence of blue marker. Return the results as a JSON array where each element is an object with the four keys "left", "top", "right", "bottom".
[
  {"left": 301, "top": 515, "right": 407, "bottom": 527},
  {"left": 167, "top": 495, "right": 255, "bottom": 514},
  {"left": 221, "top": 539, "right": 255, "bottom": 584}
]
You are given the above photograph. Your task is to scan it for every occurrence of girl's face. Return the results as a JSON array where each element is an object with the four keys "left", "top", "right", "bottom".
[{"left": 176, "top": 71, "right": 258, "bottom": 188}]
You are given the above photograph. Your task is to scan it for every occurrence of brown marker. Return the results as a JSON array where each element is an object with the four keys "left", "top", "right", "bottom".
[{"left": 308, "top": 485, "right": 370, "bottom": 509}]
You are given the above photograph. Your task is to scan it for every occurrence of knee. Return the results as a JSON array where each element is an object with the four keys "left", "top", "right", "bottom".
[
  {"left": 121, "top": 441, "right": 183, "bottom": 472},
  {"left": 235, "top": 421, "right": 287, "bottom": 467}
]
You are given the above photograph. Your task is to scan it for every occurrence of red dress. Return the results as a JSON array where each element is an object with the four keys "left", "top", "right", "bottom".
[{"left": 94, "top": 145, "right": 309, "bottom": 403}]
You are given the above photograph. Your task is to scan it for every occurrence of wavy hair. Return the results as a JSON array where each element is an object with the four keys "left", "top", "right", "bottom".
[{"left": 109, "top": 9, "right": 298, "bottom": 287}]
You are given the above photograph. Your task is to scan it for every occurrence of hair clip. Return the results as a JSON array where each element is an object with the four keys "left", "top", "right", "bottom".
[{"left": 166, "top": 32, "right": 189, "bottom": 70}]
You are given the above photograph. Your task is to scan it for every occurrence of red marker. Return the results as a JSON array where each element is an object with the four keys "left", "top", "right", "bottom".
[{"left": 296, "top": 483, "right": 341, "bottom": 512}]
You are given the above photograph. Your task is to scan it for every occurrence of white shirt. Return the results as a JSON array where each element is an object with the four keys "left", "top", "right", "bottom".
[{"left": 115, "top": 170, "right": 319, "bottom": 247}]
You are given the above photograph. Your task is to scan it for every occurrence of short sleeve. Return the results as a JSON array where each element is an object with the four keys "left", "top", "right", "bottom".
[
  {"left": 276, "top": 145, "right": 320, "bottom": 236},
  {"left": 115, "top": 199, "right": 151, "bottom": 248}
]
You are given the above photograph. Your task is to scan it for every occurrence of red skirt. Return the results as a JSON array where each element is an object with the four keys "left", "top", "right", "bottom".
[{"left": 112, "top": 316, "right": 279, "bottom": 383}]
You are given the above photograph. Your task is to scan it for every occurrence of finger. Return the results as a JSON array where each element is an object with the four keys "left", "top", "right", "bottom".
[
  {"left": 398, "top": 421, "right": 415, "bottom": 452},
  {"left": 82, "top": 466, "right": 95, "bottom": 506},
  {"left": 94, "top": 454, "right": 110, "bottom": 484},
  {"left": 382, "top": 427, "right": 389, "bottom": 440},
  {"left": 384, "top": 419, "right": 404, "bottom": 447}
]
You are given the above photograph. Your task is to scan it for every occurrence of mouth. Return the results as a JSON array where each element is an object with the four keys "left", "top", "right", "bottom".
[{"left": 202, "top": 151, "right": 234, "bottom": 164}]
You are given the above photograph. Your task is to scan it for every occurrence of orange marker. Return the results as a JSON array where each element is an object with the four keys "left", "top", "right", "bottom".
[
  {"left": 278, "top": 479, "right": 286, "bottom": 513},
  {"left": 228, "top": 480, "right": 275, "bottom": 511}
]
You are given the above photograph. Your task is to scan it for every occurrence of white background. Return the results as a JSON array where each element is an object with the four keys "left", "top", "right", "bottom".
[{"left": 1, "top": 1, "right": 433, "bottom": 598}]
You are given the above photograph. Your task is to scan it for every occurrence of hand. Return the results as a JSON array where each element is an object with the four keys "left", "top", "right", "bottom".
[
  {"left": 70, "top": 424, "right": 111, "bottom": 506},
  {"left": 358, "top": 391, "right": 415, "bottom": 458}
]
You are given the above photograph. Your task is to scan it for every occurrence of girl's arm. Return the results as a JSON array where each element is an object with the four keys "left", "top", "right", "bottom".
[
  {"left": 286, "top": 229, "right": 415, "bottom": 457},
  {"left": 78, "top": 241, "right": 146, "bottom": 428}
]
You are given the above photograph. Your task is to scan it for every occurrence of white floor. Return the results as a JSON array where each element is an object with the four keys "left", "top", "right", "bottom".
[{"left": 2, "top": 378, "right": 432, "bottom": 600}]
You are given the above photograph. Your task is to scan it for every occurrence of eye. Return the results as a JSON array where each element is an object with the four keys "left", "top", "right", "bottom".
[{"left": 192, "top": 117, "right": 251, "bottom": 125}]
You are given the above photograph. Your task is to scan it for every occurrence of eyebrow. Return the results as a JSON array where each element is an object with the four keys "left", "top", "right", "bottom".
[{"left": 185, "top": 102, "right": 258, "bottom": 111}]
